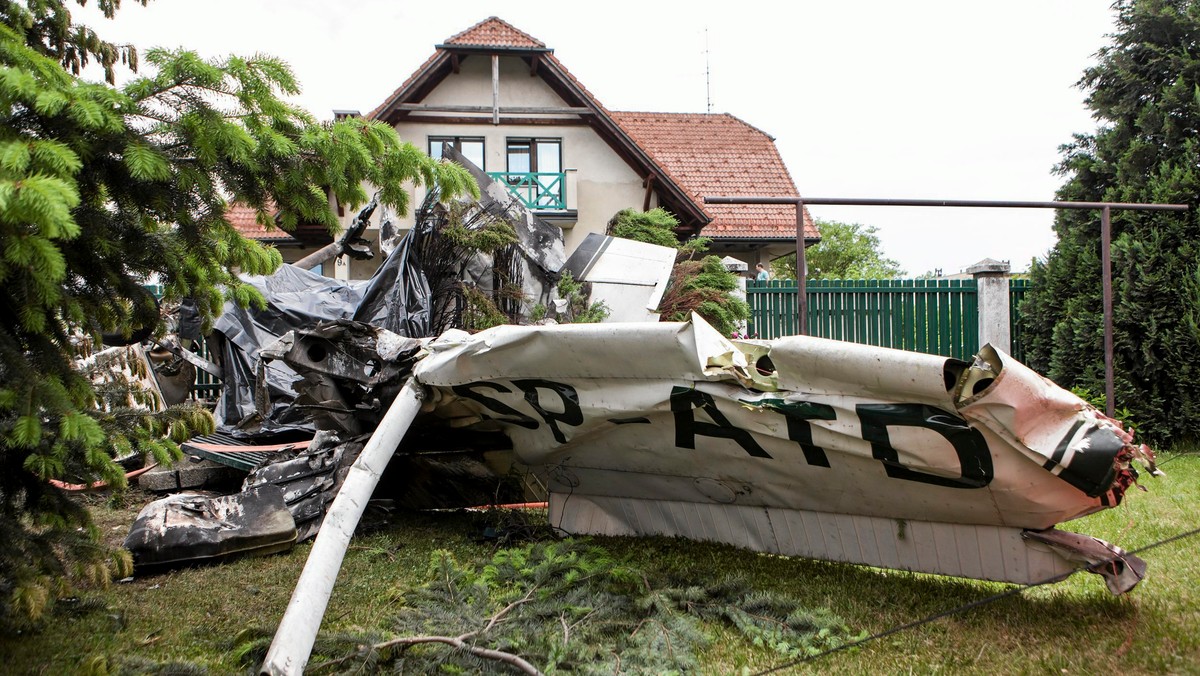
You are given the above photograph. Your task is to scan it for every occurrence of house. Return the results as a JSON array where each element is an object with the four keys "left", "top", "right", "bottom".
[
  {"left": 225, "top": 203, "right": 337, "bottom": 275},
  {"left": 238, "top": 17, "right": 819, "bottom": 280}
]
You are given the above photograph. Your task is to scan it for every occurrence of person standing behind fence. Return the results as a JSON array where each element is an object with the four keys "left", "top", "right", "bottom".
[{"left": 755, "top": 263, "right": 770, "bottom": 282}]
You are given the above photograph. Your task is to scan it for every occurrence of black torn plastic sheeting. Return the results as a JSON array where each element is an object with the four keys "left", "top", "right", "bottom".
[
  {"left": 351, "top": 214, "right": 433, "bottom": 338},
  {"left": 211, "top": 265, "right": 371, "bottom": 436},
  {"left": 210, "top": 150, "right": 569, "bottom": 438}
]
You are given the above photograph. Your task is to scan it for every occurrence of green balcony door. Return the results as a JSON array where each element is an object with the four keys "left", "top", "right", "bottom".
[{"left": 507, "top": 138, "right": 562, "bottom": 207}]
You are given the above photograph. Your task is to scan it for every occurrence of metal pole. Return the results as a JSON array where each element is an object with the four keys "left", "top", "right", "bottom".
[
  {"left": 262, "top": 379, "right": 425, "bottom": 676},
  {"left": 796, "top": 200, "right": 807, "bottom": 336},
  {"left": 1101, "top": 206, "right": 1115, "bottom": 418},
  {"left": 703, "top": 196, "right": 1188, "bottom": 212}
]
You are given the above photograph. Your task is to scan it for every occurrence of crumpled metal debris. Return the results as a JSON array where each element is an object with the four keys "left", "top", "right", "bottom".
[
  {"left": 128, "top": 153, "right": 1158, "bottom": 605},
  {"left": 1023, "top": 528, "right": 1147, "bottom": 594},
  {"left": 409, "top": 313, "right": 1156, "bottom": 590},
  {"left": 124, "top": 485, "right": 296, "bottom": 568},
  {"left": 242, "top": 431, "right": 366, "bottom": 542},
  {"left": 259, "top": 321, "right": 424, "bottom": 435}
]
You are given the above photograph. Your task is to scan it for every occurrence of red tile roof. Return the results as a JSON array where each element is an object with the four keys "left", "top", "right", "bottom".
[
  {"left": 226, "top": 203, "right": 334, "bottom": 246},
  {"left": 368, "top": 17, "right": 549, "bottom": 121},
  {"left": 442, "top": 16, "right": 546, "bottom": 49},
  {"left": 226, "top": 203, "right": 295, "bottom": 242},
  {"left": 370, "top": 17, "right": 816, "bottom": 243},
  {"left": 610, "top": 112, "right": 816, "bottom": 240}
]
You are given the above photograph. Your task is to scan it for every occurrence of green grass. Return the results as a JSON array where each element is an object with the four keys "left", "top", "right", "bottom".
[{"left": 2, "top": 451, "right": 1197, "bottom": 675}]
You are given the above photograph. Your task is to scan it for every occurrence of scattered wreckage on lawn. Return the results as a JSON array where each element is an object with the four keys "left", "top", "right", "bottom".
[{"left": 112, "top": 149, "right": 1159, "bottom": 674}]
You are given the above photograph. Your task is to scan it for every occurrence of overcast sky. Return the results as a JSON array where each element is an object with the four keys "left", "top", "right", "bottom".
[{"left": 81, "top": 0, "right": 1120, "bottom": 276}]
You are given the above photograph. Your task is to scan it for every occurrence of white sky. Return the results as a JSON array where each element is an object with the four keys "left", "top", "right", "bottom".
[{"left": 80, "top": 0, "right": 1118, "bottom": 276}]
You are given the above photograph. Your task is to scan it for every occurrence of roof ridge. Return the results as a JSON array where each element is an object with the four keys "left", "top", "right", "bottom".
[
  {"left": 443, "top": 16, "right": 546, "bottom": 49},
  {"left": 719, "top": 112, "right": 777, "bottom": 141},
  {"left": 613, "top": 110, "right": 732, "bottom": 117}
]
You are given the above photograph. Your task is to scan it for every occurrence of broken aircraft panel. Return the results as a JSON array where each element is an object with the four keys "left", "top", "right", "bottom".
[
  {"left": 124, "top": 485, "right": 297, "bottom": 568},
  {"left": 159, "top": 168, "right": 1153, "bottom": 595},
  {"left": 409, "top": 314, "right": 1154, "bottom": 590}
]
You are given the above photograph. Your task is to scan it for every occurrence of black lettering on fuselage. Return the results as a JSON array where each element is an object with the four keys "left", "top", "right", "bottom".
[
  {"left": 671, "top": 386, "right": 772, "bottom": 458},
  {"left": 856, "top": 403, "right": 994, "bottom": 488},
  {"left": 511, "top": 379, "right": 583, "bottom": 444}
]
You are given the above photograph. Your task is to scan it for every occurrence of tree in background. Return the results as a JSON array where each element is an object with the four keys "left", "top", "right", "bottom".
[
  {"left": 608, "top": 208, "right": 749, "bottom": 334},
  {"left": 0, "top": 0, "right": 475, "bottom": 626},
  {"left": 770, "top": 220, "right": 904, "bottom": 280},
  {"left": 1022, "top": 0, "right": 1200, "bottom": 444}
]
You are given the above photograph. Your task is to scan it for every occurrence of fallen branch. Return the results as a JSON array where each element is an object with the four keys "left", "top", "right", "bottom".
[
  {"left": 374, "top": 634, "right": 544, "bottom": 676},
  {"left": 368, "top": 589, "right": 543, "bottom": 674}
]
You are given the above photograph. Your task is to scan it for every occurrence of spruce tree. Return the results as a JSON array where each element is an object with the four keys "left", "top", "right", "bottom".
[
  {"left": 1023, "top": 0, "right": 1200, "bottom": 444},
  {"left": 608, "top": 207, "right": 750, "bottom": 335},
  {"left": 0, "top": 0, "right": 475, "bottom": 626}
]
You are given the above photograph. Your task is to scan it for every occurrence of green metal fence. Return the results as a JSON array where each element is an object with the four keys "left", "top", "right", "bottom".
[
  {"left": 746, "top": 279, "right": 981, "bottom": 360},
  {"left": 1008, "top": 278, "right": 1031, "bottom": 364}
]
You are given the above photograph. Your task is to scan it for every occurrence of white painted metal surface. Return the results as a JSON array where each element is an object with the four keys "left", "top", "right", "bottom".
[
  {"left": 550, "top": 494, "right": 1075, "bottom": 585},
  {"left": 561, "top": 233, "right": 677, "bottom": 322},
  {"left": 261, "top": 379, "right": 425, "bottom": 676},
  {"left": 414, "top": 314, "right": 1152, "bottom": 584}
]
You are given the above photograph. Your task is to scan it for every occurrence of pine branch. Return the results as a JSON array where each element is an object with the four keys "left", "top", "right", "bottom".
[
  {"left": 372, "top": 635, "right": 544, "bottom": 676},
  {"left": 366, "top": 588, "right": 542, "bottom": 674}
]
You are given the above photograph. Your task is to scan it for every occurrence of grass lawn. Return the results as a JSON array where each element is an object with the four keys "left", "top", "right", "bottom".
[{"left": 1, "top": 450, "right": 1197, "bottom": 675}]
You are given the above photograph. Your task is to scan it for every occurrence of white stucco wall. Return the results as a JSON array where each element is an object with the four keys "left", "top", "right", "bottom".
[{"left": 335, "top": 53, "right": 651, "bottom": 275}]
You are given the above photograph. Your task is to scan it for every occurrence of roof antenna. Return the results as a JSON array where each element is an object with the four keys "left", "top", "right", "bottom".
[{"left": 705, "top": 27, "right": 712, "bottom": 114}]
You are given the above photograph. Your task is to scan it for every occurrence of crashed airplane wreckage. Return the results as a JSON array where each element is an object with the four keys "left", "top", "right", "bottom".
[{"left": 114, "top": 149, "right": 1158, "bottom": 673}]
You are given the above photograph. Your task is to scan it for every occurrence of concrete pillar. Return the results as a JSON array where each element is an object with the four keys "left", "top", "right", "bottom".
[
  {"left": 722, "top": 256, "right": 749, "bottom": 336},
  {"left": 968, "top": 259, "right": 1011, "bottom": 354}
]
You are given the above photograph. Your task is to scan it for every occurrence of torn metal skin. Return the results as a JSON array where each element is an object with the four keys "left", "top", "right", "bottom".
[
  {"left": 408, "top": 313, "right": 1156, "bottom": 594},
  {"left": 124, "top": 485, "right": 297, "bottom": 568},
  {"left": 258, "top": 320, "right": 424, "bottom": 435}
]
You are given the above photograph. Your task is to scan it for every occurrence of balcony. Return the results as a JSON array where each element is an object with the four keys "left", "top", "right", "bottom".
[{"left": 487, "top": 171, "right": 567, "bottom": 210}]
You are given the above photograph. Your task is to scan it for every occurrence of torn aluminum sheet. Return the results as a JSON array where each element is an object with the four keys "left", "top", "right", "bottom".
[
  {"left": 241, "top": 431, "right": 365, "bottom": 542},
  {"left": 431, "top": 145, "right": 565, "bottom": 324},
  {"left": 412, "top": 314, "right": 1155, "bottom": 592},
  {"left": 123, "top": 485, "right": 297, "bottom": 568},
  {"left": 442, "top": 144, "right": 566, "bottom": 276},
  {"left": 259, "top": 321, "right": 424, "bottom": 435},
  {"left": 562, "top": 232, "right": 677, "bottom": 322}
]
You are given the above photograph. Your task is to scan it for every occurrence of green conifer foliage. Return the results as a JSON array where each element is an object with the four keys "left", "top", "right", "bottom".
[
  {"left": 1023, "top": 0, "right": 1200, "bottom": 444},
  {"left": 0, "top": 0, "right": 476, "bottom": 626},
  {"left": 608, "top": 208, "right": 749, "bottom": 335},
  {"left": 291, "top": 540, "right": 861, "bottom": 674}
]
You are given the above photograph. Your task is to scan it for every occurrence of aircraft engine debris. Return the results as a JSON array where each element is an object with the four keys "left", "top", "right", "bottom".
[{"left": 124, "top": 485, "right": 296, "bottom": 568}]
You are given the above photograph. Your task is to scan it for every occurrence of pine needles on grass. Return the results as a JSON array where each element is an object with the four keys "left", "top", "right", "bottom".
[{"left": 1, "top": 453, "right": 1197, "bottom": 674}]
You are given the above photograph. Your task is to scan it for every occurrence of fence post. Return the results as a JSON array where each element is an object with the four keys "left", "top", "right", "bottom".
[
  {"left": 967, "top": 259, "right": 1011, "bottom": 354},
  {"left": 723, "top": 257, "right": 749, "bottom": 336}
]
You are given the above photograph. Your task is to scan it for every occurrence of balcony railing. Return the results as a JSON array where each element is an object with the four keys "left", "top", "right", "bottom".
[{"left": 487, "top": 171, "right": 566, "bottom": 210}]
